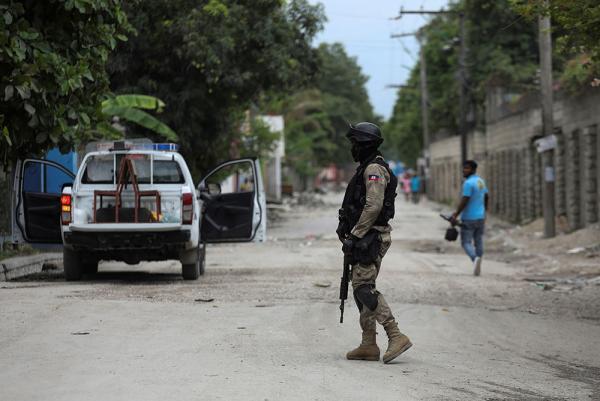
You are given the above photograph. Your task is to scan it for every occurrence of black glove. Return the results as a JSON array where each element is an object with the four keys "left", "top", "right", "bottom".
[{"left": 342, "top": 234, "right": 359, "bottom": 254}]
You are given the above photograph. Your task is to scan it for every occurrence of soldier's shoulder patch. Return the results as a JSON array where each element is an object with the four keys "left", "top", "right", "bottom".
[{"left": 368, "top": 174, "right": 382, "bottom": 181}]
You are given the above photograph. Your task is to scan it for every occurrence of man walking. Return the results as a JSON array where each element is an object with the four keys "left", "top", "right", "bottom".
[
  {"left": 410, "top": 173, "right": 421, "bottom": 204},
  {"left": 451, "top": 160, "right": 489, "bottom": 276},
  {"left": 337, "top": 122, "right": 412, "bottom": 363}
]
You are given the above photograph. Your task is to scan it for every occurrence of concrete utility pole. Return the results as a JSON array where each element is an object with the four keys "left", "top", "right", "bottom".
[
  {"left": 394, "top": 8, "right": 468, "bottom": 163},
  {"left": 458, "top": 13, "right": 468, "bottom": 164},
  {"left": 538, "top": 5, "right": 556, "bottom": 238},
  {"left": 417, "top": 33, "right": 430, "bottom": 167}
]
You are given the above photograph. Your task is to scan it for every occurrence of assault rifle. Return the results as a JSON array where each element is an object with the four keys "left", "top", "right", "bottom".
[{"left": 339, "top": 250, "right": 353, "bottom": 323}]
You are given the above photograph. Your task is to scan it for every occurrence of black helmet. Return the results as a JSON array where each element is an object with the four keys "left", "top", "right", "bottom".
[{"left": 346, "top": 122, "right": 383, "bottom": 145}]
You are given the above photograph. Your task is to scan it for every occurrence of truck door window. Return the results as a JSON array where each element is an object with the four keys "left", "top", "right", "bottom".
[
  {"left": 207, "top": 162, "right": 255, "bottom": 194},
  {"left": 23, "top": 162, "right": 73, "bottom": 194}
]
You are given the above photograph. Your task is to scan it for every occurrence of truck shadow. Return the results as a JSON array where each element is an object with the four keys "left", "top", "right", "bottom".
[{"left": 11, "top": 269, "right": 184, "bottom": 284}]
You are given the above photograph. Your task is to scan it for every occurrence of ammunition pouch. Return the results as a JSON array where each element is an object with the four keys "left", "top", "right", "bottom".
[{"left": 353, "top": 230, "right": 382, "bottom": 265}]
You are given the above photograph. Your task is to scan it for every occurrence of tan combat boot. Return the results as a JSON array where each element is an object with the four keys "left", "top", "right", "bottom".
[
  {"left": 382, "top": 321, "right": 412, "bottom": 364},
  {"left": 346, "top": 330, "right": 380, "bottom": 361}
]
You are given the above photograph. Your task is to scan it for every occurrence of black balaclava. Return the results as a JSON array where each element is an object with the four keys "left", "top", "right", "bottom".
[{"left": 351, "top": 142, "right": 378, "bottom": 163}]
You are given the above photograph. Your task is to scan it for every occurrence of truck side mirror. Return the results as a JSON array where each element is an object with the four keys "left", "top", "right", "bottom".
[{"left": 207, "top": 182, "right": 221, "bottom": 195}]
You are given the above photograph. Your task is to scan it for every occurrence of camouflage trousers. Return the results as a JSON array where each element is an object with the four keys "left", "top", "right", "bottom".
[{"left": 351, "top": 232, "right": 395, "bottom": 331}]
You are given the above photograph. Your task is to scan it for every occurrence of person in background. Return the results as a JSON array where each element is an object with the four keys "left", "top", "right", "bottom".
[
  {"left": 410, "top": 173, "right": 421, "bottom": 204},
  {"left": 400, "top": 171, "right": 411, "bottom": 202},
  {"left": 451, "top": 160, "right": 489, "bottom": 276}
]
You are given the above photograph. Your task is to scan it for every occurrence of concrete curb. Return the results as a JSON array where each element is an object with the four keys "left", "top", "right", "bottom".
[{"left": 0, "top": 253, "right": 62, "bottom": 281}]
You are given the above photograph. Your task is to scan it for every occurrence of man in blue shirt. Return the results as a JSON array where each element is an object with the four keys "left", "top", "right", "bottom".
[
  {"left": 410, "top": 174, "right": 421, "bottom": 203},
  {"left": 451, "top": 160, "right": 489, "bottom": 276}
]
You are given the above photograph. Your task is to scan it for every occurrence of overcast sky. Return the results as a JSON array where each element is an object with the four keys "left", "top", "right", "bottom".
[{"left": 309, "top": 0, "right": 449, "bottom": 120}]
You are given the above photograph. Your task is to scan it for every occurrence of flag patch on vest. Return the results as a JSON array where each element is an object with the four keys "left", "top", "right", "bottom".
[{"left": 368, "top": 175, "right": 382, "bottom": 181}]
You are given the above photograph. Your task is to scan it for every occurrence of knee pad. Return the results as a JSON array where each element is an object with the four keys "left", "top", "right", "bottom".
[
  {"left": 353, "top": 285, "right": 379, "bottom": 311},
  {"left": 353, "top": 292, "right": 363, "bottom": 312}
]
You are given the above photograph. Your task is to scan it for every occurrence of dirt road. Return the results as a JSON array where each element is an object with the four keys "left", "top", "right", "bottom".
[{"left": 1, "top": 195, "right": 599, "bottom": 400}]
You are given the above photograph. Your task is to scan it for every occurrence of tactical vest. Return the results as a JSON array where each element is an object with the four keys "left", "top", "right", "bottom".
[{"left": 339, "top": 154, "right": 397, "bottom": 234}]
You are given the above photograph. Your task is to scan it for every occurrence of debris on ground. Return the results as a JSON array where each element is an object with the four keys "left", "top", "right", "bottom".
[
  {"left": 413, "top": 244, "right": 446, "bottom": 254},
  {"left": 313, "top": 280, "right": 331, "bottom": 288},
  {"left": 567, "top": 247, "right": 586, "bottom": 254},
  {"left": 71, "top": 331, "right": 90, "bottom": 335},
  {"left": 255, "top": 303, "right": 274, "bottom": 308},
  {"left": 524, "top": 275, "right": 600, "bottom": 292},
  {"left": 194, "top": 298, "right": 215, "bottom": 303},
  {"left": 41, "top": 262, "right": 59, "bottom": 271},
  {"left": 488, "top": 305, "right": 522, "bottom": 312},
  {"left": 288, "top": 192, "right": 327, "bottom": 209}
]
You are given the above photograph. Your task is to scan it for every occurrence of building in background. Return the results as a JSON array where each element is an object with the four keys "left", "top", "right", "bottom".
[{"left": 258, "top": 115, "right": 285, "bottom": 203}]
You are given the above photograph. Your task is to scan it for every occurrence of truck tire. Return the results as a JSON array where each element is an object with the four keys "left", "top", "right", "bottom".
[
  {"left": 63, "top": 247, "right": 83, "bottom": 281},
  {"left": 181, "top": 245, "right": 203, "bottom": 280},
  {"left": 82, "top": 259, "right": 98, "bottom": 275}
]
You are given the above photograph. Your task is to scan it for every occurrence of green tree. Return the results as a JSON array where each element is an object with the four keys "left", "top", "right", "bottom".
[
  {"left": 108, "top": 0, "right": 325, "bottom": 178},
  {"left": 386, "top": 0, "right": 539, "bottom": 166},
  {"left": 98, "top": 94, "right": 177, "bottom": 141},
  {"left": 383, "top": 72, "right": 422, "bottom": 167},
  {"left": 263, "top": 42, "right": 377, "bottom": 183},
  {"left": 0, "top": 0, "right": 132, "bottom": 166},
  {"left": 511, "top": 0, "right": 600, "bottom": 89}
]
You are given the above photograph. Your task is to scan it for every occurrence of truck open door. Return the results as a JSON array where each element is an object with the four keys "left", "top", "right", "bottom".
[
  {"left": 198, "top": 158, "right": 266, "bottom": 243},
  {"left": 12, "top": 159, "right": 75, "bottom": 245}
]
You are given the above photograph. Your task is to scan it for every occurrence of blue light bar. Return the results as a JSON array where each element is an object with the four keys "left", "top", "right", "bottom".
[
  {"left": 152, "top": 143, "right": 179, "bottom": 151},
  {"left": 136, "top": 142, "right": 180, "bottom": 151}
]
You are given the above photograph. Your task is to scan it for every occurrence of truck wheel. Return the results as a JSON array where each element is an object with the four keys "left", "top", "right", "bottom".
[
  {"left": 181, "top": 246, "right": 202, "bottom": 280},
  {"left": 82, "top": 259, "right": 98, "bottom": 275},
  {"left": 63, "top": 248, "right": 83, "bottom": 281}
]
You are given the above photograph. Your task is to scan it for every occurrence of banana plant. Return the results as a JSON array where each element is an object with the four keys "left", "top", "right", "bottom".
[{"left": 96, "top": 94, "right": 178, "bottom": 141}]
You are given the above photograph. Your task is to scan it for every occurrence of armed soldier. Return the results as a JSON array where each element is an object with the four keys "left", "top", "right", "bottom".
[{"left": 337, "top": 122, "right": 412, "bottom": 364}]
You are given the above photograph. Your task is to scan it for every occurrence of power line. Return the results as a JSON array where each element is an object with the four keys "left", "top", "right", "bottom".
[{"left": 394, "top": 7, "right": 469, "bottom": 165}]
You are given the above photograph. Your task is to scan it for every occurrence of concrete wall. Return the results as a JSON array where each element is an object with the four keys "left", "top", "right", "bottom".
[{"left": 429, "top": 88, "right": 600, "bottom": 229}]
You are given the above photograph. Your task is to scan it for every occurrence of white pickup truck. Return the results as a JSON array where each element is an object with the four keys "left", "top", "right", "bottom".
[{"left": 11, "top": 141, "right": 266, "bottom": 280}]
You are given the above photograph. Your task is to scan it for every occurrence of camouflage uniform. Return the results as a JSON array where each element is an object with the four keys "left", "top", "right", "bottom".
[
  {"left": 350, "top": 158, "right": 396, "bottom": 333},
  {"left": 346, "top": 156, "right": 412, "bottom": 363}
]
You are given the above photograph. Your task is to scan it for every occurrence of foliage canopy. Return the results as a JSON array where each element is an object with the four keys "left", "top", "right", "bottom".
[
  {"left": 109, "top": 0, "right": 325, "bottom": 178},
  {"left": 0, "top": 0, "right": 132, "bottom": 166},
  {"left": 265, "top": 43, "right": 377, "bottom": 182},
  {"left": 385, "top": 0, "right": 539, "bottom": 167},
  {"left": 98, "top": 94, "right": 178, "bottom": 141}
]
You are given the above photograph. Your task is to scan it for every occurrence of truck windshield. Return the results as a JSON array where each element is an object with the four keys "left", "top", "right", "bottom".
[{"left": 81, "top": 154, "right": 184, "bottom": 184}]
